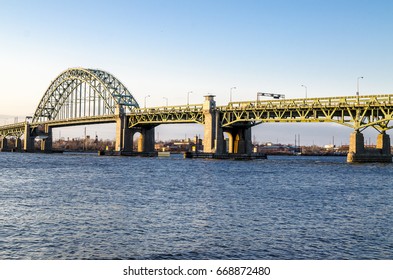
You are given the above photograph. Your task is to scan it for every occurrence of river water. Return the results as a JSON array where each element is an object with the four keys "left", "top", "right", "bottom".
[{"left": 0, "top": 152, "right": 392, "bottom": 260}]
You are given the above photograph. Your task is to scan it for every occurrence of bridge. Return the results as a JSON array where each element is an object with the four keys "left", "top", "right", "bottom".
[{"left": 1, "top": 68, "right": 393, "bottom": 162}]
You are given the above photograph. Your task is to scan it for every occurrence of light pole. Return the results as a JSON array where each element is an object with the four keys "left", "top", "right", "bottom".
[
  {"left": 357, "top": 76, "right": 364, "bottom": 96},
  {"left": 187, "top": 91, "right": 193, "bottom": 105},
  {"left": 301, "top": 85, "right": 307, "bottom": 98},
  {"left": 230, "top": 87, "right": 236, "bottom": 102},
  {"left": 163, "top": 97, "right": 168, "bottom": 106},
  {"left": 144, "top": 95, "right": 150, "bottom": 108}
]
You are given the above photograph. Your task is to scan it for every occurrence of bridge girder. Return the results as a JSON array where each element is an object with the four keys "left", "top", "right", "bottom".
[
  {"left": 128, "top": 104, "right": 205, "bottom": 127},
  {"left": 32, "top": 68, "right": 139, "bottom": 123},
  {"left": 0, "top": 123, "right": 25, "bottom": 138},
  {"left": 219, "top": 95, "right": 393, "bottom": 132}
]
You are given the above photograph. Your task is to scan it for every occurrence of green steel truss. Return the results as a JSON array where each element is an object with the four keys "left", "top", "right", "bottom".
[
  {"left": 127, "top": 95, "right": 393, "bottom": 132},
  {"left": 33, "top": 68, "right": 139, "bottom": 122},
  {"left": 0, "top": 123, "right": 25, "bottom": 137},
  {"left": 219, "top": 95, "right": 393, "bottom": 132},
  {"left": 128, "top": 104, "right": 204, "bottom": 127},
  {"left": 0, "top": 115, "right": 117, "bottom": 138}
]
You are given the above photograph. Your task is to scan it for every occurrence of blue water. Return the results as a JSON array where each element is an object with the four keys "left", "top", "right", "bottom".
[{"left": 0, "top": 153, "right": 392, "bottom": 260}]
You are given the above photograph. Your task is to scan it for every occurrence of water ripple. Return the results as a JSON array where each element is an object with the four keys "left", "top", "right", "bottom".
[{"left": 1, "top": 153, "right": 393, "bottom": 259}]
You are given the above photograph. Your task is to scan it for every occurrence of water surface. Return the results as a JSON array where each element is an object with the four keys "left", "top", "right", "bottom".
[{"left": 1, "top": 153, "right": 392, "bottom": 259}]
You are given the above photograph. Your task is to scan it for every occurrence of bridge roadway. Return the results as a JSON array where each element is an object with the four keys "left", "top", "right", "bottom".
[{"left": 0, "top": 67, "right": 392, "bottom": 162}]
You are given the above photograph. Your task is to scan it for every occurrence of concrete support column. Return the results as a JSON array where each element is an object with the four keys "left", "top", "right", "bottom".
[
  {"left": 125, "top": 129, "right": 135, "bottom": 152},
  {"left": 40, "top": 125, "right": 52, "bottom": 152},
  {"left": 137, "top": 126, "right": 155, "bottom": 153},
  {"left": 203, "top": 95, "right": 217, "bottom": 153},
  {"left": 227, "top": 133, "right": 234, "bottom": 153},
  {"left": 376, "top": 132, "right": 391, "bottom": 155},
  {"left": 0, "top": 137, "right": 8, "bottom": 151},
  {"left": 244, "top": 126, "right": 253, "bottom": 155},
  {"left": 236, "top": 127, "right": 252, "bottom": 154},
  {"left": 202, "top": 95, "right": 224, "bottom": 154},
  {"left": 23, "top": 123, "right": 35, "bottom": 152},
  {"left": 115, "top": 106, "right": 133, "bottom": 152},
  {"left": 348, "top": 130, "right": 364, "bottom": 154},
  {"left": 347, "top": 130, "right": 392, "bottom": 163},
  {"left": 225, "top": 126, "right": 253, "bottom": 155},
  {"left": 15, "top": 138, "right": 22, "bottom": 151},
  {"left": 214, "top": 110, "right": 224, "bottom": 154}
]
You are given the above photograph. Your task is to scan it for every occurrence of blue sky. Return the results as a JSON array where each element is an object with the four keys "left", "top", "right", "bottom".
[{"left": 1, "top": 0, "right": 392, "bottom": 144}]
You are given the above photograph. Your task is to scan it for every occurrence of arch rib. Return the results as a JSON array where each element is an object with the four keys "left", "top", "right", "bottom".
[{"left": 32, "top": 68, "right": 139, "bottom": 122}]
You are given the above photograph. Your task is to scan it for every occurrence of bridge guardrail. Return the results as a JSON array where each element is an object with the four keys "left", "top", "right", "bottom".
[
  {"left": 220, "top": 94, "right": 393, "bottom": 110},
  {"left": 130, "top": 104, "right": 204, "bottom": 113}
]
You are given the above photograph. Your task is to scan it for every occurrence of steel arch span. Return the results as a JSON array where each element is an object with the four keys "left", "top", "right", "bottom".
[{"left": 32, "top": 68, "right": 139, "bottom": 122}]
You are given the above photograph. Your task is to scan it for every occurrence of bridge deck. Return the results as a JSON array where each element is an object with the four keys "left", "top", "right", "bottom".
[
  {"left": 2, "top": 94, "right": 393, "bottom": 137},
  {"left": 218, "top": 95, "right": 393, "bottom": 131}
]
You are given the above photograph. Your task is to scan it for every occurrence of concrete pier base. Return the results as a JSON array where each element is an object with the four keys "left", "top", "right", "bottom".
[
  {"left": 40, "top": 125, "right": 52, "bottom": 152},
  {"left": 23, "top": 123, "right": 35, "bottom": 152},
  {"left": 15, "top": 138, "right": 22, "bottom": 151},
  {"left": 0, "top": 137, "right": 9, "bottom": 151},
  {"left": 137, "top": 126, "right": 155, "bottom": 153},
  {"left": 203, "top": 95, "right": 219, "bottom": 153},
  {"left": 202, "top": 95, "right": 253, "bottom": 155},
  {"left": 224, "top": 126, "right": 253, "bottom": 155},
  {"left": 347, "top": 131, "right": 392, "bottom": 163}
]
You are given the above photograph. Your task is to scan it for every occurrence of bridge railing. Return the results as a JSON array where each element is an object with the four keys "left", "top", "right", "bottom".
[
  {"left": 0, "top": 122, "right": 26, "bottom": 129},
  {"left": 0, "top": 122, "right": 26, "bottom": 137},
  {"left": 220, "top": 94, "right": 393, "bottom": 110},
  {"left": 37, "top": 114, "right": 117, "bottom": 127},
  {"left": 127, "top": 104, "right": 205, "bottom": 127},
  {"left": 130, "top": 104, "right": 203, "bottom": 113}
]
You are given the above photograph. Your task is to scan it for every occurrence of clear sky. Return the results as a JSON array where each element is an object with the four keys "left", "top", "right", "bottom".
[{"left": 1, "top": 0, "right": 392, "bottom": 145}]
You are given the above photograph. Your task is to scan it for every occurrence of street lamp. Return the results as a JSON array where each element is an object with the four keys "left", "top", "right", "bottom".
[
  {"left": 230, "top": 87, "right": 236, "bottom": 102},
  {"left": 163, "top": 97, "right": 168, "bottom": 106},
  {"left": 144, "top": 95, "right": 150, "bottom": 108},
  {"left": 301, "top": 85, "right": 308, "bottom": 98},
  {"left": 187, "top": 91, "right": 193, "bottom": 105},
  {"left": 357, "top": 76, "right": 364, "bottom": 96}
]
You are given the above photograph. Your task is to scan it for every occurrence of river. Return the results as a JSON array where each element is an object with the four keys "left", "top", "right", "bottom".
[{"left": 1, "top": 153, "right": 392, "bottom": 259}]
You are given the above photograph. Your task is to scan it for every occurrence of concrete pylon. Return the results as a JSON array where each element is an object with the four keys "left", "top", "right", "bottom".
[
  {"left": 137, "top": 126, "right": 155, "bottom": 153},
  {"left": 224, "top": 126, "right": 253, "bottom": 155},
  {"left": 203, "top": 95, "right": 216, "bottom": 153},
  {"left": 347, "top": 130, "right": 392, "bottom": 163},
  {"left": 202, "top": 95, "right": 224, "bottom": 154},
  {"left": 348, "top": 130, "right": 364, "bottom": 154},
  {"left": 15, "top": 138, "right": 22, "bottom": 151},
  {"left": 376, "top": 132, "right": 391, "bottom": 155},
  {"left": 23, "top": 123, "right": 35, "bottom": 152},
  {"left": 115, "top": 105, "right": 133, "bottom": 152},
  {"left": 0, "top": 137, "right": 8, "bottom": 151},
  {"left": 40, "top": 125, "right": 52, "bottom": 152}
]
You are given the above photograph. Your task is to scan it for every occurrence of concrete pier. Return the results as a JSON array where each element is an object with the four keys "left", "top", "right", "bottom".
[
  {"left": 347, "top": 131, "right": 392, "bottom": 163},
  {"left": 0, "top": 137, "right": 9, "bottom": 151},
  {"left": 23, "top": 123, "right": 35, "bottom": 152},
  {"left": 115, "top": 105, "right": 134, "bottom": 152},
  {"left": 40, "top": 125, "right": 52, "bottom": 152},
  {"left": 202, "top": 95, "right": 254, "bottom": 155},
  {"left": 137, "top": 126, "right": 155, "bottom": 153},
  {"left": 15, "top": 138, "right": 22, "bottom": 151},
  {"left": 202, "top": 95, "right": 220, "bottom": 153},
  {"left": 224, "top": 126, "right": 253, "bottom": 155}
]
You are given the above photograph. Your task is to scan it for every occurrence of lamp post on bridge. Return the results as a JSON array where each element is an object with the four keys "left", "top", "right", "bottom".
[
  {"left": 357, "top": 76, "right": 364, "bottom": 97},
  {"left": 163, "top": 97, "right": 168, "bottom": 106},
  {"left": 301, "top": 85, "right": 308, "bottom": 99},
  {"left": 187, "top": 91, "right": 193, "bottom": 105},
  {"left": 144, "top": 95, "right": 150, "bottom": 108},
  {"left": 230, "top": 87, "right": 236, "bottom": 102}
]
